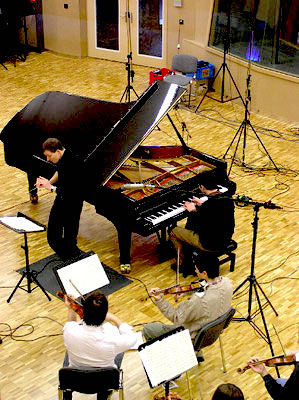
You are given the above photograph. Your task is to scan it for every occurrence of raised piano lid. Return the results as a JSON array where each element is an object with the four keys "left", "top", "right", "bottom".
[
  {"left": 84, "top": 80, "right": 186, "bottom": 186},
  {"left": 0, "top": 91, "right": 134, "bottom": 173}
]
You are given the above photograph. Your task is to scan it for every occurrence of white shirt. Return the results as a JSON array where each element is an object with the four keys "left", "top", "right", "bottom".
[{"left": 63, "top": 321, "right": 141, "bottom": 368}]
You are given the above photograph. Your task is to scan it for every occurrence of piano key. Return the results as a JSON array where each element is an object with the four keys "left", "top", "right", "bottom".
[{"left": 152, "top": 206, "right": 185, "bottom": 225}]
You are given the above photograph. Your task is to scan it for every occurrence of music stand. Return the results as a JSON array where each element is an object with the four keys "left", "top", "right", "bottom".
[
  {"left": 0, "top": 212, "right": 51, "bottom": 303},
  {"left": 53, "top": 253, "right": 110, "bottom": 298},
  {"left": 138, "top": 327, "right": 198, "bottom": 399}
]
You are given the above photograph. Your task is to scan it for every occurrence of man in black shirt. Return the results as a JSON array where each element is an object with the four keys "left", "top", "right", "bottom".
[
  {"left": 169, "top": 172, "right": 235, "bottom": 276},
  {"left": 247, "top": 351, "right": 298, "bottom": 399},
  {"left": 36, "top": 138, "right": 84, "bottom": 261}
]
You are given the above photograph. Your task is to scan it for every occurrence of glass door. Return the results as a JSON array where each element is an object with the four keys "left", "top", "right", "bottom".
[{"left": 87, "top": 0, "right": 166, "bottom": 68}]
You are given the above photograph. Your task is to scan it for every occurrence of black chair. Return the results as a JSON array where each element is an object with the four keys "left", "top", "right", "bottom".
[
  {"left": 58, "top": 367, "right": 124, "bottom": 400},
  {"left": 193, "top": 307, "right": 236, "bottom": 373},
  {"left": 194, "top": 239, "right": 238, "bottom": 272},
  {"left": 216, "top": 239, "right": 238, "bottom": 272}
]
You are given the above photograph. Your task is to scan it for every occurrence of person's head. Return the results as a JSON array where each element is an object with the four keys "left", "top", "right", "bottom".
[
  {"left": 193, "top": 252, "right": 220, "bottom": 280},
  {"left": 199, "top": 171, "right": 218, "bottom": 192},
  {"left": 82, "top": 291, "right": 108, "bottom": 326},
  {"left": 211, "top": 384, "right": 244, "bottom": 400},
  {"left": 42, "top": 138, "right": 65, "bottom": 164}
]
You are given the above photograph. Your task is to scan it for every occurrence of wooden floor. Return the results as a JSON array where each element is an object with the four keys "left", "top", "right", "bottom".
[{"left": 0, "top": 52, "right": 298, "bottom": 400}]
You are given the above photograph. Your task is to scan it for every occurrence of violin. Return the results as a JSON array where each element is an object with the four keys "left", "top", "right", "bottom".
[
  {"left": 140, "top": 281, "right": 207, "bottom": 302},
  {"left": 57, "top": 290, "right": 84, "bottom": 319},
  {"left": 237, "top": 354, "right": 296, "bottom": 374}
]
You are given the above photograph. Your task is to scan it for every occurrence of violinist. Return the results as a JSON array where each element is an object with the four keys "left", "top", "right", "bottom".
[
  {"left": 247, "top": 350, "right": 299, "bottom": 399},
  {"left": 143, "top": 255, "right": 233, "bottom": 361},
  {"left": 63, "top": 291, "right": 141, "bottom": 371}
]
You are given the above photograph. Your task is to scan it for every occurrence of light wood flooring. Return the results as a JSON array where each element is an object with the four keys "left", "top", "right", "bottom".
[{"left": 0, "top": 52, "right": 298, "bottom": 400}]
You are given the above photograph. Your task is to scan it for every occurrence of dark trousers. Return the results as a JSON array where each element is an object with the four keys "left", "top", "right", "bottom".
[
  {"left": 27, "top": 172, "right": 37, "bottom": 195},
  {"left": 47, "top": 195, "right": 83, "bottom": 261}
]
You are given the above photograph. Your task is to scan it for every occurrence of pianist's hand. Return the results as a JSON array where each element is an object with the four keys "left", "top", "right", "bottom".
[
  {"left": 35, "top": 176, "right": 51, "bottom": 191},
  {"left": 149, "top": 287, "right": 162, "bottom": 301},
  {"left": 183, "top": 201, "right": 197, "bottom": 212},
  {"left": 192, "top": 197, "right": 207, "bottom": 207}
]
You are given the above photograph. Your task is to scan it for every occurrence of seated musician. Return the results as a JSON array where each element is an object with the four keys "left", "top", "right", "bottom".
[
  {"left": 63, "top": 291, "right": 141, "bottom": 371},
  {"left": 246, "top": 350, "right": 299, "bottom": 400},
  {"left": 169, "top": 171, "right": 235, "bottom": 277},
  {"left": 142, "top": 255, "right": 233, "bottom": 361}
]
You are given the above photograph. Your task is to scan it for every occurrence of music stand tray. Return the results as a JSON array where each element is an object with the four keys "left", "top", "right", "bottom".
[{"left": 0, "top": 212, "right": 51, "bottom": 303}]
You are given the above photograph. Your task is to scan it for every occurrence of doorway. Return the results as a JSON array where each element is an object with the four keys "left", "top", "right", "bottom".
[{"left": 87, "top": 0, "right": 166, "bottom": 68}]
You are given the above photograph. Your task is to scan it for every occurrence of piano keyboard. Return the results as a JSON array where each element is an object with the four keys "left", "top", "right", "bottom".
[
  {"left": 144, "top": 196, "right": 209, "bottom": 226},
  {"left": 146, "top": 205, "right": 185, "bottom": 225}
]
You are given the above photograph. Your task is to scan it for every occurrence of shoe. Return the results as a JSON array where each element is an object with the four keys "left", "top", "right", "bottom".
[
  {"left": 196, "top": 350, "right": 205, "bottom": 363},
  {"left": 120, "top": 264, "right": 131, "bottom": 273},
  {"left": 30, "top": 194, "right": 38, "bottom": 204}
]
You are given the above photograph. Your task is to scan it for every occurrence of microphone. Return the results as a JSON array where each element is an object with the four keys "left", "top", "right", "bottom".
[
  {"left": 120, "top": 183, "right": 158, "bottom": 190},
  {"left": 263, "top": 201, "right": 283, "bottom": 210},
  {"left": 234, "top": 195, "right": 283, "bottom": 210}
]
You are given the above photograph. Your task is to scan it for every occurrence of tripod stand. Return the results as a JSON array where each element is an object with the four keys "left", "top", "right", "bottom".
[
  {"left": 120, "top": 5, "right": 138, "bottom": 103},
  {"left": 7, "top": 231, "right": 51, "bottom": 303},
  {"left": 233, "top": 199, "right": 281, "bottom": 355},
  {"left": 120, "top": 52, "right": 139, "bottom": 102},
  {"left": 0, "top": 212, "right": 51, "bottom": 303},
  {"left": 195, "top": 0, "right": 245, "bottom": 113},
  {"left": 223, "top": 36, "right": 279, "bottom": 175}
]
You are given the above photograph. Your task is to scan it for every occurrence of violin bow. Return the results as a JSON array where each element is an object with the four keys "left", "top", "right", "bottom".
[
  {"left": 272, "top": 323, "right": 286, "bottom": 355},
  {"left": 69, "top": 279, "right": 85, "bottom": 302}
]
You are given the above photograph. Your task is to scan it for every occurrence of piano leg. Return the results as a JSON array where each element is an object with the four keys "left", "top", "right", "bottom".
[
  {"left": 117, "top": 226, "right": 132, "bottom": 266},
  {"left": 156, "top": 227, "right": 167, "bottom": 244}
]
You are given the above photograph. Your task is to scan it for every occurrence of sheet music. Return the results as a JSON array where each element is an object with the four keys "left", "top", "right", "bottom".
[
  {"left": 138, "top": 329, "right": 197, "bottom": 387},
  {"left": 56, "top": 254, "right": 110, "bottom": 297},
  {"left": 0, "top": 216, "right": 44, "bottom": 232}
]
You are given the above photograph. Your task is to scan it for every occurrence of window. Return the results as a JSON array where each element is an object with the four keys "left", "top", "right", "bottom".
[{"left": 209, "top": 0, "right": 299, "bottom": 76}]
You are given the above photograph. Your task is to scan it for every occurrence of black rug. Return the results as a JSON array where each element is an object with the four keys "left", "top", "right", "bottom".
[{"left": 17, "top": 252, "right": 132, "bottom": 298}]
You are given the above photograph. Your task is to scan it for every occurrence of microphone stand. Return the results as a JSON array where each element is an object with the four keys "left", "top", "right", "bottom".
[
  {"left": 223, "top": 32, "right": 279, "bottom": 175},
  {"left": 232, "top": 196, "right": 281, "bottom": 374},
  {"left": 120, "top": 5, "right": 139, "bottom": 103},
  {"left": 195, "top": 0, "right": 245, "bottom": 112}
]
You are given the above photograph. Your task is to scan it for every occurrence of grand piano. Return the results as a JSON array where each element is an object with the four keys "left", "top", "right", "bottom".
[{"left": 0, "top": 80, "right": 235, "bottom": 266}]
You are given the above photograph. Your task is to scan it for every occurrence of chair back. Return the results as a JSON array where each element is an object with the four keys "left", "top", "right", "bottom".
[
  {"left": 58, "top": 366, "right": 120, "bottom": 395},
  {"left": 171, "top": 54, "right": 198, "bottom": 75},
  {"left": 193, "top": 307, "right": 235, "bottom": 351}
]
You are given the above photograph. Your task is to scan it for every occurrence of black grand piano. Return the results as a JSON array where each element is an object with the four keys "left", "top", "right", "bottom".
[{"left": 1, "top": 80, "right": 234, "bottom": 267}]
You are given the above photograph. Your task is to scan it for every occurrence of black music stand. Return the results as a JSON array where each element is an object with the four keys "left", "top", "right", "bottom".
[{"left": 0, "top": 212, "right": 51, "bottom": 303}]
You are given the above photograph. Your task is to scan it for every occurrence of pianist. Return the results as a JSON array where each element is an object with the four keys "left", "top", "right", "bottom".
[
  {"left": 35, "top": 138, "right": 84, "bottom": 261},
  {"left": 169, "top": 171, "right": 235, "bottom": 277}
]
